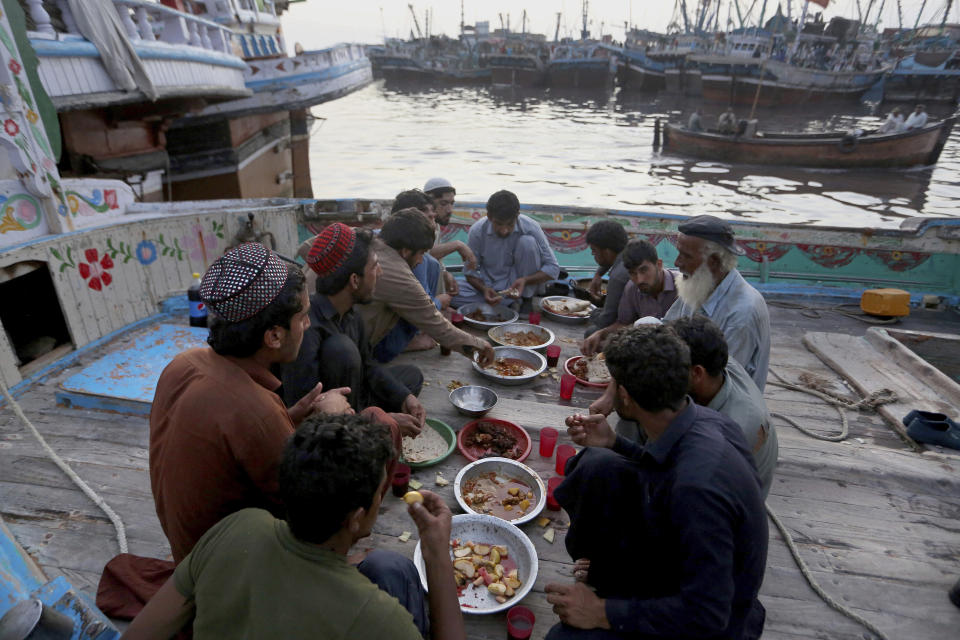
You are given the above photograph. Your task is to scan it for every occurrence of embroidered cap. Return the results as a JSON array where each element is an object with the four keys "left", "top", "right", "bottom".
[
  {"left": 200, "top": 243, "right": 289, "bottom": 322},
  {"left": 424, "top": 177, "right": 454, "bottom": 193},
  {"left": 677, "top": 215, "right": 745, "bottom": 256},
  {"left": 306, "top": 222, "right": 356, "bottom": 276}
]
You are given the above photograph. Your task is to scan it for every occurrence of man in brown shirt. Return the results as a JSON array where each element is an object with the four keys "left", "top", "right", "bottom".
[{"left": 150, "top": 243, "right": 351, "bottom": 562}]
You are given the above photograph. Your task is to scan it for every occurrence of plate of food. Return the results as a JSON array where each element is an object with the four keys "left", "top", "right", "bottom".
[
  {"left": 401, "top": 418, "right": 457, "bottom": 468},
  {"left": 540, "top": 296, "right": 596, "bottom": 325},
  {"left": 487, "top": 323, "right": 555, "bottom": 353},
  {"left": 457, "top": 418, "right": 532, "bottom": 462},
  {"left": 454, "top": 457, "right": 546, "bottom": 526},
  {"left": 471, "top": 346, "right": 546, "bottom": 386},
  {"left": 457, "top": 302, "right": 520, "bottom": 329},
  {"left": 564, "top": 354, "right": 612, "bottom": 388},
  {"left": 412, "top": 513, "right": 538, "bottom": 614}
]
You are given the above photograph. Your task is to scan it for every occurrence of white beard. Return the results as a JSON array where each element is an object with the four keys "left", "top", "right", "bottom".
[{"left": 676, "top": 262, "right": 717, "bottom": 310}]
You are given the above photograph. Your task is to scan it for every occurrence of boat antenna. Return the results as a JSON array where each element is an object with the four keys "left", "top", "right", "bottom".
[
  {"left": 582, "top": 0, "right": 590, "bottom": 39},
  {"left": 522, "top": 9, "right": 527, "bottom": 35},
  {"left": 555, "top": 11, "right": 562, "bottom": 42},
  {"left": 460, "top": 0, "right": 464, "bottom": 38}
]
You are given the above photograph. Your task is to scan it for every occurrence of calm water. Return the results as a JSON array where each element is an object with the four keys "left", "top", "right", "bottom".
[{"left": 308, "top": 82, "right": 960, "bottom": 228}]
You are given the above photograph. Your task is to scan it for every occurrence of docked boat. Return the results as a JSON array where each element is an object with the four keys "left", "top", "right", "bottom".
[
  {"left": 884, "top": 52, "right": 960, "bottom": 104},
  {"left": 546, "top": 42, "right": 616, "bottom": 89},
  {"left": 660, "top": 116, "right": 956, "bottom": 168}
]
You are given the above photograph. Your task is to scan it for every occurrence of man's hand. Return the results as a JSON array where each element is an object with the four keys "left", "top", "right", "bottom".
[
  {"left": 436, "top": 293, "right": 453, "bottom": 310},
  {"left": 588, "top": 275, "right": 604, "bottom": 298},
  {"left": 565, "top": 413, "right": 616, "bottom": 449},
  {"left": 483, "top": 287, "right": 503, "bottom": 306},
  {"left": 442, "top": 270, "right": 460, "bottom": 296},
  {"left": 508, "top": 277, "right": 527, "bottom": 297},
  {"left": 573, "top": 558, "right": 591, "bottom": 583},
  {"left": 402, "top": 394, "right": 426, "bottom": 429},
  {"left": 588, "top": 382, "right": 615, "bottom": 417},
  {"left": 545, "top": 582, "right": 610, "bottom": 630},
  {"left": 457, "top": 242, "right": 478, "bottom": 271},
  {"left": 471, "top": 343, "right": 496, "bottom": 368},
  {"left": 390, "top": 412, "right": 422, "bottom": 437},
  {"left": 288, "top": 382, "right": 353, "bottom": 425},
  {"left": 580, "top": 330, "right": 604, "bottom": 357},
  {"left": 407, "top": 490, "right": 453, "bottom": 558}
]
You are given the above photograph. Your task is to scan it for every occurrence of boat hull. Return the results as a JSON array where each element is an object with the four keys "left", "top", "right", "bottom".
[
  {"left": 618, "top": 61, "right": 666, "bottom": 91},
  {"left": 547, "top": 59, "right": 615, "bottom": 88},
  {"left": 661, "top": 119, "right": 956, "bottom": 168}
]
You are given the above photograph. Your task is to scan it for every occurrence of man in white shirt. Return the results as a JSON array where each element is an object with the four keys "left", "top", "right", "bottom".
[
  {"left": 904, "top": 104, "right": 928, "bottom": 130},
  {"left": 877, "top": 107, "right": 903, "bottom": 134}
]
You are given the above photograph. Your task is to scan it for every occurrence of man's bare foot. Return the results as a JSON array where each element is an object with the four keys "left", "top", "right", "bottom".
[
  {"left": 404, "top": 333, "right": 437, "bottom": 352},
  {"left": 573, "top": 558, "right": 591, "bottom": 582}
]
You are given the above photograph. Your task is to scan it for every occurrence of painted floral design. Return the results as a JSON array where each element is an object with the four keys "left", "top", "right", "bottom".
[
  {"left": 136, "top": 240, "right": 158, "bottom": 265},
  {"left": 3, "top": 119, "right": 18, "bottom": 136},
  {"left": 26, "top": 110, "right": 38, "bottom": 124},
  {"left": 182, "top": 224, "right": 218, "bottom": 263},
  {"left": 7, "top": 58, "right": 20, "bottom": 75},
  {"left": 78, "top": 248, "right": 114, "bottom": 291}
]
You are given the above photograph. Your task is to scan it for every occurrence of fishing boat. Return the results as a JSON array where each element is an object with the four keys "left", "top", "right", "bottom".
[
  {"left": 884, "top": 52, "right": 960, "bottom": 104},
  {"left": 1, "top": 7, "right": 959, "bottom": 640},
  {"left": 659, "top": 116, "right": 957, "bottom": 168}
]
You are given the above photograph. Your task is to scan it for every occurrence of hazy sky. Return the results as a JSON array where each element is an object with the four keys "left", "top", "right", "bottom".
[{"left": 280, "top": 1, "right": 948, "bottom": 52}]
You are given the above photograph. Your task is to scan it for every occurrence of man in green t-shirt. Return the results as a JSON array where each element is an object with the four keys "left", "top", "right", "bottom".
[{"left": 121, "top": 413, "right": 466, "bottom": 640}]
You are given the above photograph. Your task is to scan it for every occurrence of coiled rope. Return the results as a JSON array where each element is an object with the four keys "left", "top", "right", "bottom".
[
  {"left": 766, "top": 366, "right": 898, "bottom": 640},
  {"left": 0, "top": 379, "right": 128, "bottom": 554}
]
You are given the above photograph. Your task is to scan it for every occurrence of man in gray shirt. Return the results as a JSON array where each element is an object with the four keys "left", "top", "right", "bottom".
[
  {"left": 582, "top": 220, "right": 630, "bottom": 338},
  {"left": 670, "top": 316, "right": 778, "bottom": 497},
  {"left": 664, "top": 215, "right": 770, "bottom": 390},
  {"left": 453, "top": 190, "right": 560, "bottom": 309}
]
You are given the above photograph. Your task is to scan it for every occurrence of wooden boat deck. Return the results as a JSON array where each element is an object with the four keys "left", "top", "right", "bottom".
[{"left": 1, "top": 302, "right": 959, "bottom": 639}]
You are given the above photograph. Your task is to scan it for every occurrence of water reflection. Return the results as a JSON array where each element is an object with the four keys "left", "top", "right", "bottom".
[{"left": 308, "top": 81, "right": 959, "bottom": 228}]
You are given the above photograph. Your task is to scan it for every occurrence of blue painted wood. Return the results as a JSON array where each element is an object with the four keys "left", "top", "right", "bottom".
[
  {"left": 56, "top": 324, "right": 208, "bottom": 413},
  {"left": 29, "top": 38, "right": 248, "bottom": 70}
]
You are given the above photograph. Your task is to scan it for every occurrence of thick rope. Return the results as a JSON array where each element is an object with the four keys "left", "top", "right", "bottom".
[
  {"left": 0, "top": 379, "right": 128, "bottom": 554},
  {"left": 766, "top": 366, "right": 898, "bottom": 640}
]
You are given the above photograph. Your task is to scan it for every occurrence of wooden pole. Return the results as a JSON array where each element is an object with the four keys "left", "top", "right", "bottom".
[{"left": 749, "top": 59, "right": 767, "bottom": 121}]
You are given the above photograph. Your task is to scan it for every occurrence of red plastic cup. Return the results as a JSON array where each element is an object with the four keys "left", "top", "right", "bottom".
[
  {"left": 506, "top": 605, "right": 536, "bottom": 639},
  {"left": 527, "top": 311, "right": 542, "bottom": 325},
  {"left": 545, "top": 345, "right": 561, "bottom": 368},
  {"left": 555, "top": 445, "right": 576, "bottom": 476},
  {"left": 559, "top": 373, "right": 576, "bottom": 400},
  {"left": 539, "top": 427, "right": 558, "bottom": 457},
  {"left": 391, "top": 463, "right": 411, "bottom": 497},
  {"left": 546, "top": 476, "right": 563, "bottom": 511},
  {"left": 451, "top": 312, "right": 465, "bottom": 327}
]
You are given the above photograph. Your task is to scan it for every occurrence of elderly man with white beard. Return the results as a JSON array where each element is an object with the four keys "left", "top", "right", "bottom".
[{"left": 663, "top": 215, "right": 770, "bottom": 391}]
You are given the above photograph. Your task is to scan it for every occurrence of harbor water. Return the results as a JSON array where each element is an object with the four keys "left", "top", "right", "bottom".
[{"left": 308, "top": 82, "right": 960, "bottom": 228}]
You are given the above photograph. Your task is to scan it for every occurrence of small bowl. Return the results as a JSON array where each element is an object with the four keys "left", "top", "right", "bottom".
[
  {"left": 540, "top": 296, "right": 596, "bottom": 325},
  {"left": 449, "top": 385, "right": 498, "bottom": 418},
  {"left": 457, "top": 418, "right": 532, "bottom": 463},
  {"left": 472, "top": 346, "right": 546, "bottom": 386},
  {"left": 563, "top": 355, "right": 611, "bottom": 388},
  {"left": 458, "top": 302, "right": 520, "bottom": 329},
  {"left": 413, "top": 514, "right": 539, "bottom": 614},
  {"left": 488, "top": 323, "right": 555, "bottom": 353},
  {"left": 400, "top": 418, "right": 457, "bottom": 468},
  {"left": 454, "top": 457, "right": 547, "bottom": 526}
]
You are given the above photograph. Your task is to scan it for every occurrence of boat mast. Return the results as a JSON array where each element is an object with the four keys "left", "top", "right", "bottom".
[
  {"left": 680, "top": 0, "right": 693, "bottom": 33},
  {"left": 790, "top": 0, "right": 810, "bottom": 57},
  {"left": 896, "top": 0, "right": 903, "bottom": 28},
  {"left": 522, "top": 9, "right": 527, "bottom": 35},
  {"left": 460, "top": 0, "right": 464, "bottom": 39},
  {"left": 554, "top": 12, "right": 562, "bottom": 42},
  {"left": 872, "top": 0, "right": 887, "bottom": 31},
  {"left": 942, "top": 0, "right": 953, "bottom": 28},
  {"left": 913, "top": 0, "right": 927, "bottom": 30},
  {"left": 581, "top": 0, "right": 590, "bottom": 39}
]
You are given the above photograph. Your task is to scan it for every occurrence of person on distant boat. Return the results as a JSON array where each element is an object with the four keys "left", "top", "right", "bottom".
[
  {"left": 546, "top": 325, "right": 768, "bottom": 640},
  {"left": 718, "top": 106, "right": 738, "bottom": 135},
  {"left": 688, "top": 108, "right": 704, "bottom": 132},
  {"left": 580, "top": 238, "right": 678, "bottom": 356},
  {"left": 581, "top": 220, "right": 630, "bottom": 339},
  {"left": 452, "top": 189, "right": 561, "bottom": 312},
  {"left": 123, "top": 413, "right": 467, "bottom": 640},
  {"left": 282, "top": 224, "right": 426, "bottom": 437},
  {"left": 877, "top": 107, "right": 904, "bottom": 134},
  {"left": 664, "top": 215, "right": 771, "bottom": 390},
  {"left": 358, "top": 208, "right": 495, "bottom": 365},
  {"left": 149, "top": 243, "right": 355, "bottom": 563},
  {"left": 904, "top": 104, "right": 928, "bottom": 130}
]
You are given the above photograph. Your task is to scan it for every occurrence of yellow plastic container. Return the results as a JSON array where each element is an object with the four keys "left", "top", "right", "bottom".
[{"left": 860, "top": 288, "right": 910, "bottom": 317}]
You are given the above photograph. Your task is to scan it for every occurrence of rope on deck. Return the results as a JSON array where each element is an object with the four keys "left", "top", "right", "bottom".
[
  {"left": 0, "top": 379, "right": 128, "bottom": 554},
  {"left": 766, "top": 366, "right": 899, "bottom": 640}
]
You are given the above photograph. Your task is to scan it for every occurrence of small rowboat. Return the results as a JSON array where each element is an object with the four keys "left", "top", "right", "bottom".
[{"left": 658, "top": 116, "right": 957, "bottom": 168}]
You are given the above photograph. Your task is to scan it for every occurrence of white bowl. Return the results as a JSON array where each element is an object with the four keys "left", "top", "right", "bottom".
[
  {"left": 487, "top": 323, "right": 556, "bottom": 353},
  {"left": 453, "top": 457, "right": 546, "bottom": 526},
  {"left": 413, "top": 513, "right": 539, "bottom": 614}
]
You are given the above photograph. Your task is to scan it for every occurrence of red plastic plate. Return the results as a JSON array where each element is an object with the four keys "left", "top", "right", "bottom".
[
  {"left": 457, "top": 418, "right": 532, "bottom": 463},
  {"left": 563, "top": 356, "right": 611, "bottom": 388}
]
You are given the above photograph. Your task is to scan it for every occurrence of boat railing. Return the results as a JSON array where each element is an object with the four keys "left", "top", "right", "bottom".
[{"left": 26, "top": 0, "right": 235, "bottom": 57}]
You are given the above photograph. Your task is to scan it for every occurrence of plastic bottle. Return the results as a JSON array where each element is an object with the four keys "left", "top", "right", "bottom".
[{"left": 188, "top": 272, "right": 207, "bottom": 328}]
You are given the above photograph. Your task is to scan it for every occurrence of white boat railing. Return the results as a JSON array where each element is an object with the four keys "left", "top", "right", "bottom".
[{"left": 26, "top": 0, "right": 235, "bottom": 57}]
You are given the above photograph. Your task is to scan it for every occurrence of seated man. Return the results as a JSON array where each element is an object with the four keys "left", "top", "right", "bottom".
[
  {"left": 547, "top": 325, "right": 768, "bottom": 640},
  {"left": 688, "top": 108, "right": 703, "bottom": 132},
  {"left": 904, "top": 104, "right": 928, "bottom": 130},
  {"left": 718, "top": 106, "right": 737, "bottom": 134},
  {"left": 360, "top": 208, "right": 496, "bottom": 365},
  {"left": 582, "top": 220, "right": 630, "bottom": 339},
  {"left": 452, "top": 189, "right": 561, "bottom": 311},
  {"left": 150, "top": 243, "right": 353, "bottom": 563},
  {"left": 122, "top": 413, "right": 466, "bottom": 640},
  {"left": 665, "top": 215, "right": 770, "bottom": 390},
  {"left": 669, "top": 315, "right": 778, "bottom": 498},
  {"left": 282, "top": 223, "right": 426, "bottom": 436},
  {"left": 423, "top": 177, "right": 478, "bottom": 272},
  {"left": 877, "top": 107, "right": 903, "bottom": 134},
  {"left": 581, "top": 239, "right": 678, "bottom": 356}
]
